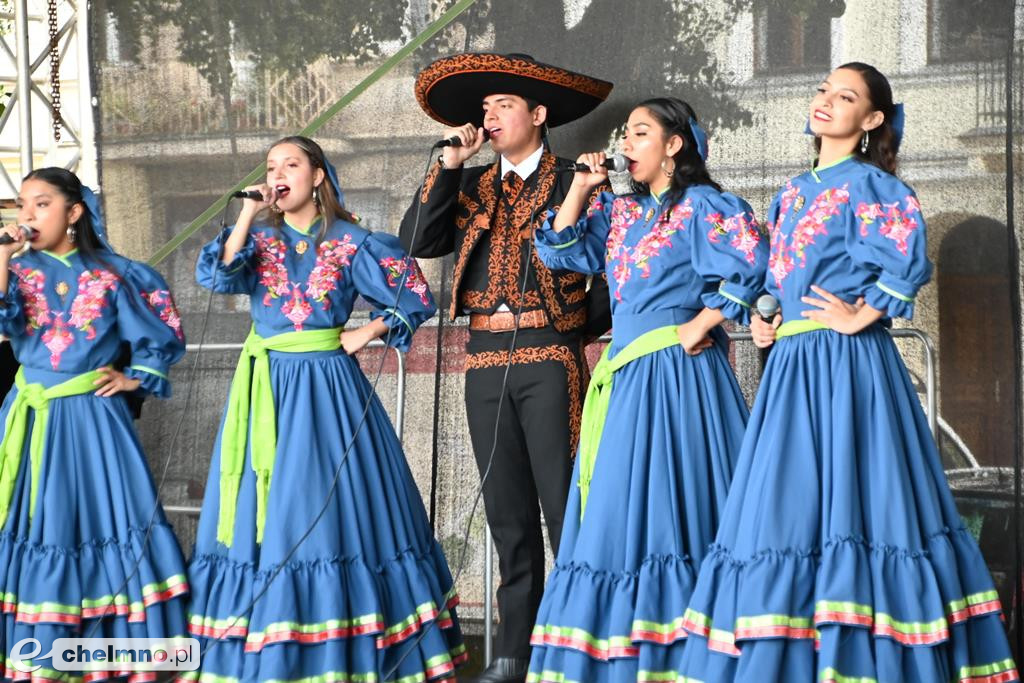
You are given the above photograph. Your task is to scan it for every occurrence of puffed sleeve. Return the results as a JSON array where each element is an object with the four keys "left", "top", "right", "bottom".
[
  {"left": 351, "top": 232, "right": 437, "bottom": 352},
  {"left": 0, "top": 266, "right": 29, "bottom": 338},
  {"left": 848, "top": 171, "right": 933, "bottom": 319},
  {"left": 195, "top": 226, "right": 257, "bottom": 294},
  {"left": 117, "top": 262, "right": 186, "bottom": 398},
  {"left": 534, "top": 189, "right": 613, "bottom": 274},
  {"left": 692, "top": 190, "right": 769, "bottom": 324}
]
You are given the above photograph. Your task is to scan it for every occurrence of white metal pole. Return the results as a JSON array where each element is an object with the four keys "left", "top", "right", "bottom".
[
  {"left": 76, "top": 0, "right": 97, "bottom": 186},
  {"left": 484, "top": 523, "right": 494, "bottom": 666},
  {"left": 14, "top": 0, "right": 32, "bottom": 175}
]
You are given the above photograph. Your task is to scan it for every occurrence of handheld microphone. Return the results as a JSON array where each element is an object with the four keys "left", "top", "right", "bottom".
[
  {"left": 231, "top": 190, "right": 264, "bottom": 200},
  {"left": 755, "top": 294, "right": 779, "bottom": 323},
  {"left": 0, "top": 224, "right": 37, "bottom": 245},
  {"left": 557, "top": 154, "right": 629, "bottom": 174},
  {"left": 433, "top": 129, "right": 491, "bottom": 148}
]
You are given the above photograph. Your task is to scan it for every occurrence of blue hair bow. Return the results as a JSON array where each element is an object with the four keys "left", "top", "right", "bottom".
[
  {"left": 889, "top": 103, "right": 905, "bottom": 151},
  {"left": 322, "top": 158, "right": 345, "bottom": 207},
  {"left": 688, "top": 117, "right": 709, "bottom": 161},
  {"left": 80, "top": 186, "right": 112, "bottom": 251}
]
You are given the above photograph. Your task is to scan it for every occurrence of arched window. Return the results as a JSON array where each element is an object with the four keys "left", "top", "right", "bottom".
[{"left": 938, "top": 217, "right": 1014, "bottom": 467}]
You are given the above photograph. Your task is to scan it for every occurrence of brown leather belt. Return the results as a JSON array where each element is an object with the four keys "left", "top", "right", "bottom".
[{"left": 469, "top": 309, "right": 549, "bottom": 332}]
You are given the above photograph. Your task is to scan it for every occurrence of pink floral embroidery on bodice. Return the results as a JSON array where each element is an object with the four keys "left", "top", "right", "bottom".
[
  {"left": 68, "top": 270, "right": 120, "bottom": 341},
  {"left": 255, "top": 231, "right": 365, "bottom": 331},
  {"left": 605, "top": 197, "right": 693, "bottom": 301},
  {"left": 282, "top": 282, "right": 312, "bottom": 331},
  {"left": 605, "top": 197, "right": 644, "bottom": 270},
  {"left": 9, "top": 264, "right": 50, "bottom": 334},
  {"left": 767, "top": 182, "right": 801, "bottom": 288},
  {"left": 254, "top": 234, "right": 290, "bottom": 305},
  {"left": 306, "top": 235, "right": 358, "bottom": 309},
  {"left": 769, "top": 184, "right": 850, "bottom": 289},
  {"left": 42, "top": 312, "right": 74, "bottom": 369}
]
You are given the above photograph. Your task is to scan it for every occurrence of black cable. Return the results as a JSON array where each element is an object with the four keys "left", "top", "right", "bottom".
[
  {"left": 59, "top": 202, "right": 229, "bottom": 680},
  {"left": 383, "top": 161, "right": 555, "bottom": 680},
  {"left": 428, "top": 257, "right": 449, "bottom": 532},
  {"left": 1003, "top": 1, "right": 1023, "bottom": 660}
]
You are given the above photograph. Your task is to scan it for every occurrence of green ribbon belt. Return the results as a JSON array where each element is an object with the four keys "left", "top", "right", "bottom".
[
  {"left": 577, "top": 325, "right": 682, "bottom": 519},
  {"left": 776, "top": 320, "right": 828, "bottom": 338},
  {"left": 218, "top": 325, "right": 343, "bottom": 547},
  {"left": 0, "top": 367, "right": 104, "bottom": 529}
]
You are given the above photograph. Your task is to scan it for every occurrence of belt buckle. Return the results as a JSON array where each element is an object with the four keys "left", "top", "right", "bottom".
[{"left": 489, "top": 311, "right": 515, "bottom": 331}]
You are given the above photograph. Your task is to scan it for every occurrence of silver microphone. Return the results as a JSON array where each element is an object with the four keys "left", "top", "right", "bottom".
[
  {"left": 755, "top": 294, "right": 779, "bottom": 323},
  {"left": 557, "top": 154, "right": 629, "bottom": 173},
  {"left": 0, "top": 224, "right": 37, "bottom": 245}
]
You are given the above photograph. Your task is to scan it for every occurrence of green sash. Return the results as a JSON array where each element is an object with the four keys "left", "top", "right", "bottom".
[
  {"left": 217, "top": 325, "right": 342, "bottom": 546},
  {"left": 776, "top": 320, "right": 828, "bottom": 338},
  {"left": 0, "top": 367, "right": 104, "bottom": 528},
  {"left": 577, "top": 325, "right": 682, "bottom": 519}
]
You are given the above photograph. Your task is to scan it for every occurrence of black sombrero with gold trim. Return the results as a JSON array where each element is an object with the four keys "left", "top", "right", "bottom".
[{"left": 415, "top": 52, "right": 613, "bottom": 128}]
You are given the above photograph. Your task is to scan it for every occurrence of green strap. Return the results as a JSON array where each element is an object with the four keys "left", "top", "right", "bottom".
[
  {"left": 577, "top": 325, "right": 682, "bottom": 519},
  {"left": 776, "top": 320, "right": 828, "bottom": 338},
  {"left": 0, "top": 367, "right": 104, "bottom": 528},
  {"left": 218, "top": 325, "right": 343, "bottom": 547}
]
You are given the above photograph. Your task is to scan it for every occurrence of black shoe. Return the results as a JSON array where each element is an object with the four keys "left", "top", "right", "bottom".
[{"left": 469, "top": 657, "right": 529, "bottom": 683}]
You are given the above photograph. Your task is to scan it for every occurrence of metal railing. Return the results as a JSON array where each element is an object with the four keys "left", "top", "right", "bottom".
[
  {"left": 100, "top": 62, "right": 341, "bottom": 140},
  {"left": 160, "top": 337, "right": 405, "bottom": 518},
  {"left": 975, "top": 40, "right": 1024, "bottom": 130}
]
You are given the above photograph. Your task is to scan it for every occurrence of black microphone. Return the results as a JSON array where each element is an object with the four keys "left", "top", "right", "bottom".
[
  {"left": 0, "top": 224, "right": 37, "bottom": 245},
  {"left": 232, "top": 190, "right": 264, "bottom": 200},
  {"left": 755, "top": 294, "right": 779, "bottom": 323},
  {"left": 433, "top": 129, "right": 491, "bottom": 148},
  {"left": 557, "top": 154, "right": 629, "bottom": 173}
]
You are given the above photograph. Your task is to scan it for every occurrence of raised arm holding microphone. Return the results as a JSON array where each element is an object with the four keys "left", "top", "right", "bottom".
[
  {"left": 398, "top": 53, "right": 613, "bottom": 683},
  {"left": 186, "top": 135, "right": 466, "bottom": 682},
  {"left": 0, "top": 168, "right": 190, "bottom": 677}
]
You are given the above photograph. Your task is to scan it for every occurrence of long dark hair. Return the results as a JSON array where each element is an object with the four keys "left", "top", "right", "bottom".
[
  {"left": 261, "top": 135, "right": 357, "bottom": 243},
  {"left": 22, "top": 167, "right": 118, "bottom": 275},
  {"left": 628, "top": 97, "right": 722, "bottom": 213},
  {"left": 814, "top": 62, "right": 899, "bottom": 174}
]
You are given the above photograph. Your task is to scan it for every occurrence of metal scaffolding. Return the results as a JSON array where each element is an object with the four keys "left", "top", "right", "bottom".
[{"left": 0, "top": 0, "right": 95, "bottom": 198}]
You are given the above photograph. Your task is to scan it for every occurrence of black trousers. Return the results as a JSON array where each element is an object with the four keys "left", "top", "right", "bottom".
[{"left": 463, "top": 326, "right": 588, "bottom": 660}]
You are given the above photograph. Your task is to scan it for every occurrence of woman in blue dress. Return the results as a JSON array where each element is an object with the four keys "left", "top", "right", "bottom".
[
  {"left": 185, "top": 136, "right": 465, "bottom": 682},
  {"left": 0, "top": 167, "right": 189, "bottom": 679},
  {"left": 526, "top": 97, "right": 768, "bottom": 682},
  {"left": 680, "top": 63, "right": 1019, "bottom": 682}
]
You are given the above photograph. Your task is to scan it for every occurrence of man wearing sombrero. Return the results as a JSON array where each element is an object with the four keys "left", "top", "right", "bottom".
[{"left": 399, "top": 53, "right": 613, "bottom": 683}]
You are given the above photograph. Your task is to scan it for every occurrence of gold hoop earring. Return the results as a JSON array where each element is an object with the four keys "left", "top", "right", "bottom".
[
  {"left": 313, "top": 185, "right": 321, "bottom": 206},
  {"left": 66, "top": 225, "right": 76, "bottom": 244},
  {"left": 660, "top": 157, "right": 675, "bottom": 177},
  {"left": 860, "top": 130, "right": 870, "bottom": 154}
]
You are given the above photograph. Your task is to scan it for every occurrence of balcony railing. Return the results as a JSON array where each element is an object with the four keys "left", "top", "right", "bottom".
[
  {"left": 975, "top": 40, "right": 1024, "bottom": 131},
  {"left": 99, "top": 61, "right": 339, "bottom": 139}
]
